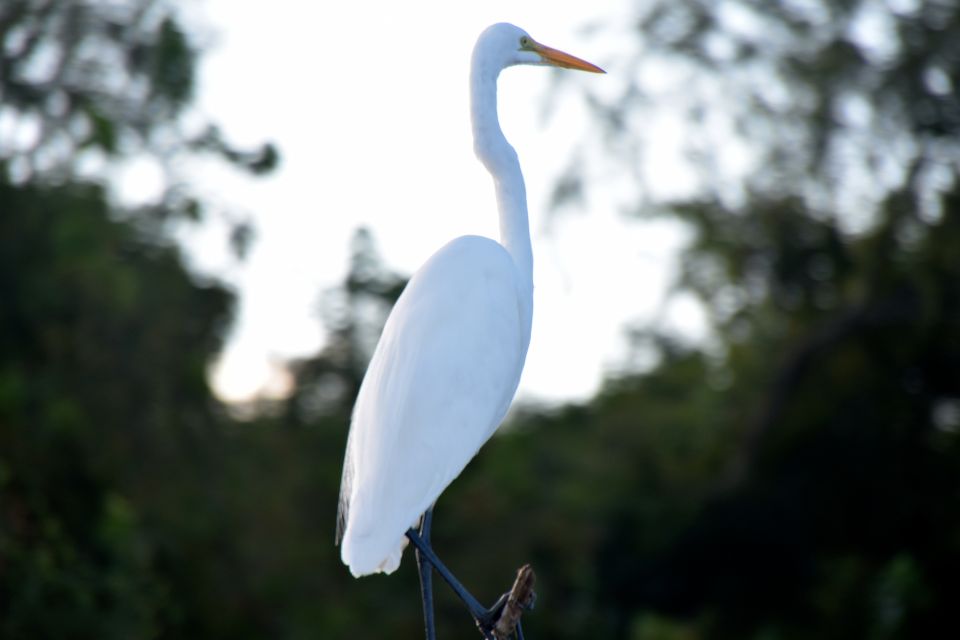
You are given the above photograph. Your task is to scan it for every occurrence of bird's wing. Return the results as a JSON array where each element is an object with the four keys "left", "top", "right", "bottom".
[{"left": 338, "top": 235, "right": 528, "bottom": 576}]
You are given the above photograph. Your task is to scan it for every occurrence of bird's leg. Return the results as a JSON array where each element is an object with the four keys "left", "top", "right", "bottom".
[
  {"left": 405, "top": 527, "right": 507, "bottom": 639},
  {"left": 415, "top": 508, "right": 436, "bottom": 640},
  {"left": 405, "top": 527, "right": 488, "bottom": 620}
]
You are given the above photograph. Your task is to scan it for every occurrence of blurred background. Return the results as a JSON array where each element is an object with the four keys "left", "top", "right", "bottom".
[{"left": 2, "top": 0, "right": 960, "bottom": 638}]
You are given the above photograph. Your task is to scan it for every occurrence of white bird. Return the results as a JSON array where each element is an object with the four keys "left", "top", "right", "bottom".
[{"left": 336, "top": 22, "right": 602, "bottom": 638}]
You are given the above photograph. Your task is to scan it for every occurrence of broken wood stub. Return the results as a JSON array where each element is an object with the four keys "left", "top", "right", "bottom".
[{"left": 492, "top": 564, "right": 537, "bottom": 639}]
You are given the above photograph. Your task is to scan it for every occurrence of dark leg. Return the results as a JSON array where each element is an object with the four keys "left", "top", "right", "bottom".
[
  {"left": 415, "top": 508, "right": 436, "bottom": 640},
  {"left": 405, "top": 526, "right": 510, "bottom": 640},
  {"left": 406, "top": 527, "right": 487, "bottom": 620}
]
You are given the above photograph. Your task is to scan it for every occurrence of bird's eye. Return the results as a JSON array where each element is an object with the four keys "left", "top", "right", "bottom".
[{"left": 519, "top": 36, "right": 530, "bottom": 48}]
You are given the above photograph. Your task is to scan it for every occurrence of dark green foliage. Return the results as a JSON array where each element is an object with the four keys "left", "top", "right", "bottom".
[{"left": 0, "top": 175, "right": 233, "bottom": 637}]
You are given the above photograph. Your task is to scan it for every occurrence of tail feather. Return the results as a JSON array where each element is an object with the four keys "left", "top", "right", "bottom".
[
  {"left": 341, "top": 530, "right": 408, "bottom": 577},
  {"left": 335, "top": 428, "right": 356, "bottom": 546}
]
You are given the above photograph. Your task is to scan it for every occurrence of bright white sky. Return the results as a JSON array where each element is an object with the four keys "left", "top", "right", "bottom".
[{"left": 170, "top": 0, "right": 703, "bottom": 405}]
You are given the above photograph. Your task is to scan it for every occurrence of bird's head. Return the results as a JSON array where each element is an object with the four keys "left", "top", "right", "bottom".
[{"left": 476, "top": 23, "right": 605, "bottom": 74}]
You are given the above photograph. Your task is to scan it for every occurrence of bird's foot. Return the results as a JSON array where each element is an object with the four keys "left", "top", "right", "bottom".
[{"left": 406, "top": 525, "right": 536, "bottom": 639}]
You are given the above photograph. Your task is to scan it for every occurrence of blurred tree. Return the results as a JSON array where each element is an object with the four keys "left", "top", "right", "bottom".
[
  {"left": 0, "top": 1, "right": 274, "bottom": 637},
  {"left": 0, "top": 0, "right": 276, "bottom": 215},
  {"left": 548, "top": 0, "right": 960, "bottom": 637},
  {"left": 285, "top": 228, "right": 406, "bottom": 423},
  {"left": 0, "top": 175, "right": 234, "bottom": 637},
  {"left": 1, "top": 0, "right": 192, "bottom": 169}
]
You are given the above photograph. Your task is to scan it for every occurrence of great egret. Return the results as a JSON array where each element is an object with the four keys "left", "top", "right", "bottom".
[{"left": 336, "top": 23, "right": 603, "bottom": 638}]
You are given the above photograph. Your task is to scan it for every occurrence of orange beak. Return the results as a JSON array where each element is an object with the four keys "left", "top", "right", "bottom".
[{"left": 530, "top": 40, "right": 605, "bottom": 74}]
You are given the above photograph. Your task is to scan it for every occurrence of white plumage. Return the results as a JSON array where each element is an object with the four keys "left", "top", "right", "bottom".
[
  {"left": 336, "top": 23, "right": 603, "bottom": 579},
  {"left": 340, "top": 236, "right": 530, "bottom": 576}
]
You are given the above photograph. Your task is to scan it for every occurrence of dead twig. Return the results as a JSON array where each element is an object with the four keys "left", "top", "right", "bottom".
[{"left": 491, "top": 564, "right": 536, "bottom": 639}]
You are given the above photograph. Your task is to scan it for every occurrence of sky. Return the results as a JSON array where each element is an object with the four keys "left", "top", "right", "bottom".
[{"left": 168, "top": 0, "right": 703, "bottom": 405}]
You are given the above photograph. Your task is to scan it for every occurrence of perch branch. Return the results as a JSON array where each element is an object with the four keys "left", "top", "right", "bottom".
[{"left": 491, "top": 564, "right": 536, "bottom": 639}]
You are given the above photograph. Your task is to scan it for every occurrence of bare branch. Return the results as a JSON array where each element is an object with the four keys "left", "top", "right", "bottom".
[{"left": 492, "top": 564, "right": 537, "bottom": 639}]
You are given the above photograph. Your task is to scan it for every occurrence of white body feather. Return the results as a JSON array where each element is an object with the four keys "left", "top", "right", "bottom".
[{"left": 339, "top": 235, "right": 532, "bottom": 576}]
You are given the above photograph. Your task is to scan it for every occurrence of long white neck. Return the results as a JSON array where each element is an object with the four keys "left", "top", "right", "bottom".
[{"left": 470, "top": 55, "right": 533, "bottom": 291}]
